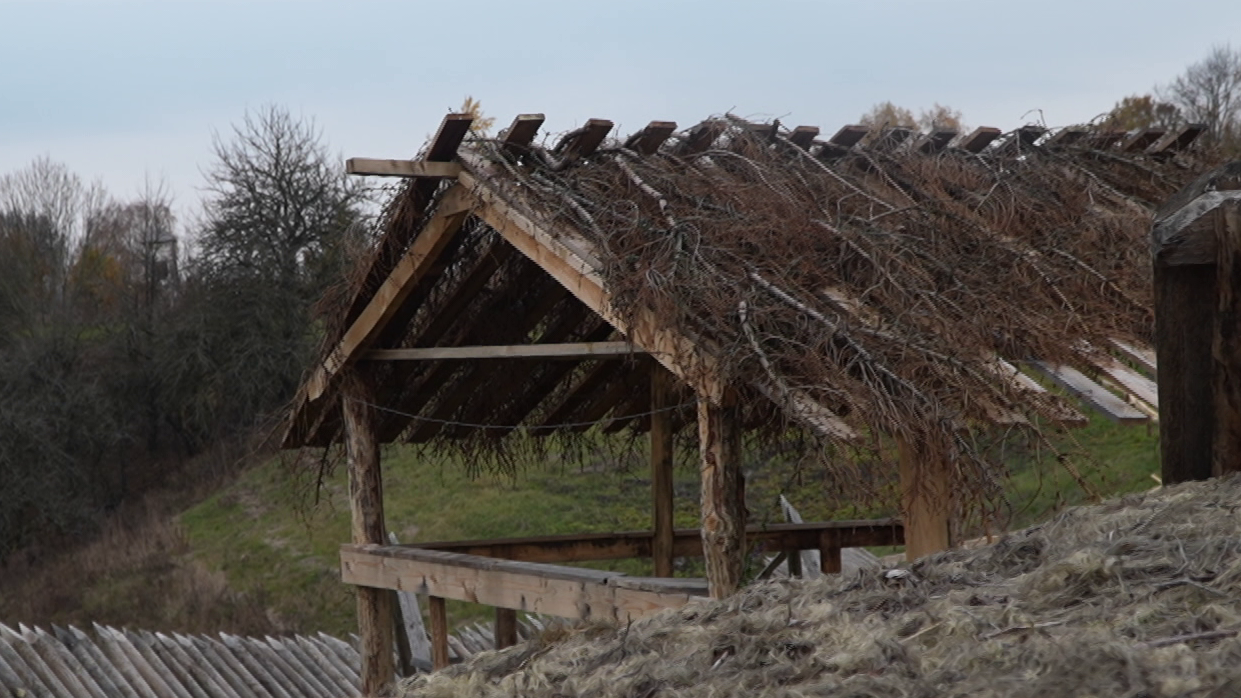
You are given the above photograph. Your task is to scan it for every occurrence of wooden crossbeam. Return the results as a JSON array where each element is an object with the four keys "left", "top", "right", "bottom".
[
  {"left": 788, "top": 125, "right": 820, "bottom": 150},
  {"left": 1151, "top": 123, "right": 1207, "bottom": 154},
  {"left": 916, "top": 129, "right": 958, "bottom": 154},
  {"left": 1027, "top": 361, "right": 1148, "bottom": 423},
  {"left": 624, "top": 121, "right": 677, "bottom": 155},
  {"left": 502, "top": 113, "right": 545, "bottom": 152},
  {"left": 402, "top": 520, "right": 903, "bottom": 563},
  {"left": 364, "top": 341, "right": 641, "bottom": 362},
  {"left": 555, "top": 118, "right": 613, "bottom": 159},
  {"left": 1123, "top": 128, "right": 1165, "bottom": 152},
  {"left": 345, "top": 159, "right": 462, "bottom": 178},
  {"left": 958, "top": 127, "right": 1002, "bottom": 153}
]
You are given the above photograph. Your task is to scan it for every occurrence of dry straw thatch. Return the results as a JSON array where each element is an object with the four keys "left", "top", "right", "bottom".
[{"left": 399, "top": 475, "right": 1241, "bottom": 697}]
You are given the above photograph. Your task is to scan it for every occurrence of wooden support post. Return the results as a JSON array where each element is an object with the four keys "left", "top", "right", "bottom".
[
  {"left": 1213, "top": 200, "right": 1241, "bottom": 476},
  {"left": 697, "top": 399, "right": 745, "bottom": 599},
  {"left": 818, "top": 531, "right": 842, "bottom": 574},
  {"left": 651, "top": 366, "right": 677, "bottom": 578},
  {"left": 494, "top": 608, "right": 518, "bottom": 650},
  {"left": 897, "top": 437, "right": 953, "bottom": 561},
  {"left": 342, "top": 375, "right": 395, "bottom": 695},
  {"left": 428, "top": 596, "right": 449, "bottom": 671},
  {"left": 1152, "top": 163, "right": 1241, "bottom": 483}
]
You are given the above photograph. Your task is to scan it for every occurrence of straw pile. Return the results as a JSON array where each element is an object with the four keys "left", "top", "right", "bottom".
[{"left": 399, "top": 475, "right": 1241, "bottom": 697}]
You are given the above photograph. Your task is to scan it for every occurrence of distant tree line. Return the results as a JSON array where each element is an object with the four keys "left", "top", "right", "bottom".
[{"left": 0, "top": 106, "right": 366, "bottom": 556}]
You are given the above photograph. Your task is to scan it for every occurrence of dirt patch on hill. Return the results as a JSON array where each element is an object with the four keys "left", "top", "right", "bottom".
[{"left": 400, "top": 476, "right": 1241, "bottom": 697}]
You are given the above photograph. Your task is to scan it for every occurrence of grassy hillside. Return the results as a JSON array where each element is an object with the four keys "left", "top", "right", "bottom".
[{"left": 172, "top": 414, "right": 1159, "bottom": 637}]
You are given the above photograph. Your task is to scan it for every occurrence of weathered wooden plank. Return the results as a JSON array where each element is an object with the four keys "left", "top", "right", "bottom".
[
  {"left": 958, "top": 126, "right": 1002, "bottom": 153},
  {"left": 788, "top": 125, "right": 820, "bottom": 150},
  {"left": 1092, "top": 353, "right": 1159, "bottom": 408},
  {"left": 1109, "top": 338, "right": 1158, "bottom": 377},
  {"left": 624, "top": 121, "right": 677, "bottom": 155},
  {"left": 345, "top": 159, "right": 462, "bottom": 178},
  {"left": 404, "top": 520, "right": 902, "bottom": 562},
  {"left": 828, "top": 124, "right": 869, "bottom": 147},
  {"left": 1123, "top": 128, "right": 1165, "bottom": 152},
  {"left": 916, "top": 128, "right": 958, "bottom": 154},
  {"left": 342, "top": 376, "right": 394, "bottom": 697},
  {"left": 1213, "top": 200, "right": 1241, "bottom": 476},
  {"left": 1151, "top": 123, "right": 1207, "bottom": 154},
  {"left": 1027, "top": 362, "right": 1148, "bottom": 423},
  {"left": 650, "top": 366, "right": 676, "bottom": 577},
  {"left": 1045, "top": 127, "right": 1088, "bottom": 147},
  {"left": 364, "top": 341, "right": 640, "bottom": 362},
  {"left": 502, "top": 113, "right": 545, "bottom": 152},
  {"left": 698, "top": 399, "right": 745, "bottom": 598},
  {"left": 677, "top": 119, "right": 727, "bottom": 155},
  {"left": 555, "top": 118, "right": 613, "bottom": 159}
]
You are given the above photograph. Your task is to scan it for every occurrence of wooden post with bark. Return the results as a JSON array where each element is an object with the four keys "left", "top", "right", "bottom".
[
  {"left": 897, "top": 436, "right": 953, "bottom": 560},
  {"left": 342, "top": 373, "right": 395, "bottom": 695},
  {"left": 697, "top": 397, "right": 746, "bottom": 598},
  {"left": 650, "top": 366, "right": 677, "bottom": 577},
  {"left": 1152, "top": 162, "right": 1241, "bottom": 483}
]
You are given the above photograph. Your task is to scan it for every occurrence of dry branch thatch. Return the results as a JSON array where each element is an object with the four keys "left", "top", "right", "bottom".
[{"left": 399, "top": 475, "right": 1241, "bottom": 698}]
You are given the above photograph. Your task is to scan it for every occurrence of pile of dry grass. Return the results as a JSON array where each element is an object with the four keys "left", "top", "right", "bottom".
[{"left": 400, "top": 475, "right": 1241, "bottom": 697}]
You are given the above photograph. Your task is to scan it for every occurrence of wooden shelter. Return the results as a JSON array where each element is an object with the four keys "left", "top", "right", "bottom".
[{"left": 282, "top": 112, "right": 1210, "bottom": 695}]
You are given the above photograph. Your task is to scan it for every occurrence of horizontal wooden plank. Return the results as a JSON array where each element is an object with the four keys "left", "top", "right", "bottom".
[
  {"left": 364, "top": 341, "right": 642, "bottom": 362},
  {"left": 958, "top": 126, "right": 1002, "bottom": 153},
  {"left": 345, "top": 159, "right": 463, "bottom": 178},
  {"left": 339, "top": 546, "right": 698, "bottom": 623},
  {"left": 405, "top": 520, "right": 903, "bottom": 563},
  {"left": 1109, "top": 338, "right": 1158, "bottom": 377},
  {"left": 1093, "top": 354, "right": 1159, "bottom": 408},
  {"left": 1027, "top": 361, "right": 1148, "bottom": 423}
]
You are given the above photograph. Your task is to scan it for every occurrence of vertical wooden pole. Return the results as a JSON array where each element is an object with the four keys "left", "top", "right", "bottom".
[
  {"left": 1214, "top": 200, "right": 1241, "bottom": 476},
  {"left": 650, "top": 366, "right": 676, "bottom": 578},
  {"left": 428, "top": 596, "right": 449, "bottom": 671},
  {"left": 697, "top": 398, "right": 745, "bottom": 599},
  {"left": 818, "top": 530, "right": 842, "bottom": 574},
  {"left": 342, "top": 375, "right": 395, "bottom": 696},
  {"left": 1156, "top": 262, "right": 1217, "bottom": 483},
  {"left": 494, "top": 608, "right": 518, "bottom": 650},
  {"left": 897, "top": 437, "right": 953, "bottom": 561}
]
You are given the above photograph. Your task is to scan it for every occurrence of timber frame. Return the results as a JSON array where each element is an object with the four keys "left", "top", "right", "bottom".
[{"left": 283, "top": 113, "right": 1201, "bottom": 694}]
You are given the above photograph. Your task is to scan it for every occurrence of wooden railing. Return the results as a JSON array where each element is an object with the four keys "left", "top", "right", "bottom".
[{"left": 340, "top": 519, "right": 902, "bottom": 669}]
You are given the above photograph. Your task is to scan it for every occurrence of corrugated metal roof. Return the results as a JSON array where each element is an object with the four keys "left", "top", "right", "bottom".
[{"left": 0, "top": 624, "right": 362, "bottom": 698}]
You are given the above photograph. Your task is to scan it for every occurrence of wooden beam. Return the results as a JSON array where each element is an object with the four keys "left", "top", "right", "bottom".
[
  {"left": 342, "top": 376, "right": 394, "bottom": 695},
  {"left": 957, "top": 127, "right": 1002, "bottom": 154},
  {"left": 1027, "top": 361, "right": 1148, "bottom": 423},
  {"left": 345, "top": 159, "right": 462, "bottom": 178},
  {"left": 405, "top": 520, "right": 903, "bottom": 563},
  {"left": 494, "top": 608, "right": 518, "bottom": 650},
  {"left": 1045, "top": 127, "right": 1088, "bottom": 147},
  {"left": 916, "top": 129, "right": 958, "bottom": 155},
  {"left": 898, "top": 437, "right": 953, "bottom": 560},
  {"left": 828, "top": 124, "right": 869, "bottom": 148},
  {"left": 1084, "top": 130, "right": 1127, "bottom": 150},
  {"left": 1152, "top": 123, "right": 1208, "bottom": 154},
  {"left": 364, "top": 341, "right": 641, "bottom": 362},
  {"left": 869, "top": 127, "right": 914, "bottom": 151},
  {"left": 788, "top": 125, "right": 820, "bottom": 150},
  {"left": 1213, "top": 199, "right": 1241, "bottom": 476},
  {"left": 1088, "top": 351, "right": 1159, "bottom": 409},
  {"left": 555, "top": 118, "right": 614, "bottom": 159},
  {"left": 340, "top": 546, "right": 700, "bottom": 623},
  {"left": 698, "top": 399, "right": 745, "bottom": 599},
  {"left": 1109, "top": 338, "right": 1158, "bottom": 377},
  {"left": 1123, "top": 128, "right": 1165, "bottom": 152},
  {"left": 502, "top": 113, "right": 545, "bottom": 153},
  {"left": 428, "top": 597, "right": 448, "bottom": 671},
  {"left": 650, "top": 366, "right": 676, "bottom": 578},
  {"left": 457, "top": 165, "right": 730, "bottom": 403},
  {"left": 1156, "top": 262, "right": 1216, "bottom": 483},
  {"left": 305, "top": 185, "right": 472, "bottom": 403},
  {"left": 677, "top": 120, "right": 726, "bottom": 155},
  {"left": 624, "top": 121, "right": 677, "bottom": 155}
]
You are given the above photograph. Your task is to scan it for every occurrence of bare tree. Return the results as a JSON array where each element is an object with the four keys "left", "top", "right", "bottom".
[{"left": 1160, "top": 45, "right": 1241, "bottom": 150}]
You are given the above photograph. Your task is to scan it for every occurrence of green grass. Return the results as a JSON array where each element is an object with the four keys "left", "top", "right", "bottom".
[{"left": 178, "top": 416, "right": 1161, "bottom": 636}]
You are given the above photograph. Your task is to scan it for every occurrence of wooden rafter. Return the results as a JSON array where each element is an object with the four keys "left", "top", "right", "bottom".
[
  {"left": 364, "top": 341, "right": 641, "bottom": 362},
  {"left": 502, "top": 113, "right": 545, "bottom": 154},
  {"left": 788, "top": 125, "right": 820, "bottom": 150},
  {"left": 958, "top": 127, "right": 1002, "bottom": 154},
  {"left": 624, "top": 121, "right": 677, "bottom": 155}
]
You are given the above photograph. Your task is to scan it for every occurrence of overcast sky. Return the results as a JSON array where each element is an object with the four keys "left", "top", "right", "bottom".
[{"left": 3, "top": 0, "right": 1240, "bottom": 223}]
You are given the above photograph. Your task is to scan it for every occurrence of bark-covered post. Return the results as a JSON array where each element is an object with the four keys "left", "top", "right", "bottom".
[
  {"left": 342, "top": 373, "right": 395, "bottom": 695},
  {"left": 1152, "top": 162, "right": 1241, "bottom": 483},
  {"left": 697, "top": 396, "right": 746, "bottom": 598},
  {"left": 897, "top": 437, "right": 953, "bottom": 560},
  {"left": 650, "top": 365, "right": 677, "bottom": 577}
]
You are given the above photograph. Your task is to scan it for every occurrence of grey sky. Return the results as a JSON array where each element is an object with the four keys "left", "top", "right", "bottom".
[{"left": 3, "top": 0, "right": 1239, "bottom": 223}]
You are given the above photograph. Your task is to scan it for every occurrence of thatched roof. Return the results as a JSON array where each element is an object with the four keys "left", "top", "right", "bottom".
[
  {"left": 398, "top": 475, "right": 1241, "bottom": 697},
  {"left": 284, "top": 114, "right": 1213, "bottom": 499}
]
